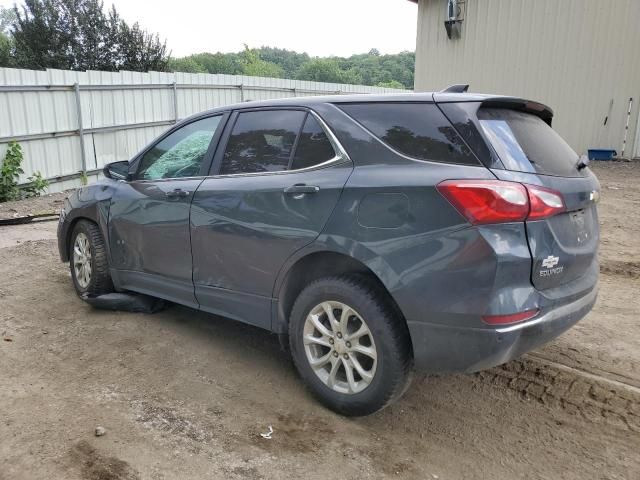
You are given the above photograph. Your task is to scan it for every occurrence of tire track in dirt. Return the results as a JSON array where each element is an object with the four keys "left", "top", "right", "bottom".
[
  {"left": 600, "top": 259, "right": 640, "bottom": 279},
  {"left": 477, "top": 355, "right": 640, "bottom": 433}
]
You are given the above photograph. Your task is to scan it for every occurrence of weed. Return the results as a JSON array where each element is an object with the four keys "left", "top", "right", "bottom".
[{"left": 0, "top": 141, "right": 48, "bottom": 202}]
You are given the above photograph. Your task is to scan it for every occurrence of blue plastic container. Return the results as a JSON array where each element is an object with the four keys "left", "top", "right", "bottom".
[{"left": 587, "top": 149, "right": 617, "bottom": 161}]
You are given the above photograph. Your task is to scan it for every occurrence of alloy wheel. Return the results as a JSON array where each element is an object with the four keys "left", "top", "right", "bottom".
[
  {"left": 303, "top": 301, "right": 378, "bottom": 394},
  {"left": 73, "top": 232, "right": 92, "bottom": 289}
]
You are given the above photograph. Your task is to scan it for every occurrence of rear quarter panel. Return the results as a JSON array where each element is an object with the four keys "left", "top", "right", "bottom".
[{"left": 298, "top": 104, "right": 535, "bottom": 327}]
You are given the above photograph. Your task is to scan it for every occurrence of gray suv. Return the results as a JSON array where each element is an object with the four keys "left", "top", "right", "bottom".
[{"left": 58, "top": 90, "right": 600, "bottom": 415}]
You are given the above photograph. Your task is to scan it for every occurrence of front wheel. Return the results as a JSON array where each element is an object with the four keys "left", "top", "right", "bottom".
[
  {"left": 70, "top": 220, "right": 113, "bottom": 296},
  {"left": 289, "top": 276, "right": 413, "bottom": 416}
]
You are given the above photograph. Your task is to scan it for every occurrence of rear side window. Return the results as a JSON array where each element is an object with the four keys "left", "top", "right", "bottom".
[
  {"left": 478, "top": 108, "right": 579, "bottom": 177},
  {"left": 220, "top": 110, "right": 305, "bottom": 175},
  {"left": 291, "top": 115, "right": 336, "bottom": 170},
  {"left": 338, "top": 102, "right": 477, "bottom": 165}
]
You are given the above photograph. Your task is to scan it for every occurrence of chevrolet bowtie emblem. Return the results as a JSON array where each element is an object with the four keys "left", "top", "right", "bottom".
[{"left": 541, "top": 255, "right": 560, "bottom": 269}]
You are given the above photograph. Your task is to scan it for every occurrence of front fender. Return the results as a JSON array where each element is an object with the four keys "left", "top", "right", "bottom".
[{"left": 57, "top": 181, "right": 117, "bottom": 262}]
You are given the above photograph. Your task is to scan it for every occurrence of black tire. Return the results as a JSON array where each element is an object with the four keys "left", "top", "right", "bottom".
[
  {"left": 289, "top": 275, "right": 413, "bottom": 416},
  {"left": 69, "top": 220, "right": 114, "bottom": 296}
]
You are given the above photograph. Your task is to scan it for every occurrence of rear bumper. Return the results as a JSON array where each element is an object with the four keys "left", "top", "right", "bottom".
[{"left": 407, "top": 285, "right": 597, "bottom": 373}]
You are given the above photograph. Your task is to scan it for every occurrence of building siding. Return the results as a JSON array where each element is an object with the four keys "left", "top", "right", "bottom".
[{"left": 414, "top": 0, "right": 640, "bottom": 158}]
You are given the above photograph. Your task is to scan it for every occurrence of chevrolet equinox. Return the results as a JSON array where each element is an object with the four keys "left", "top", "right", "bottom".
[{"left": 58, "top": 89, "right": 600, "bottom": 415}]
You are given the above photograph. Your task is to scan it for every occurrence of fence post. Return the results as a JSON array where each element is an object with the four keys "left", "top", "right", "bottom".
[
  {"left": 621, "top": 97, "right": 634, "bottom": 159},
  {"left": 633, "top": 102, "right": 640, "bottom": 160},
  {"left": 73, "top": 83, "right": 87, "bottom": 176},
  {"left": 172, "top": 81, "right": 178, "bottom": 123},
  {"left": 240, "top": 84, "right": 245, "bottom": 102}
]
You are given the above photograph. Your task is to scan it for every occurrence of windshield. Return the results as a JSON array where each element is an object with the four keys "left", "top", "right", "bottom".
[{"left": 478, "top": 108, "right": 580, "bottom": 177}]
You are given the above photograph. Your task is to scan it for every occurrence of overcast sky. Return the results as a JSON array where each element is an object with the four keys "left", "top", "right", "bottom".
[{"left": 3, "top": 0, "right": 418, "bottom": 57}]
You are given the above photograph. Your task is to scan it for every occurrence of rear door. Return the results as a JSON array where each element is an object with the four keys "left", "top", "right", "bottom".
[
  {"left": 190, "top": 108, "right": 353, "bottom": 328},
  {"left": 473, "top": 106, "right": 600, "bottom": 290}
]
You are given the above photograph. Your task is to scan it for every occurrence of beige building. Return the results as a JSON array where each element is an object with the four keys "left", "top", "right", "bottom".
[{"left": 410, "top": 0, "right": 640, "bottom": 159}]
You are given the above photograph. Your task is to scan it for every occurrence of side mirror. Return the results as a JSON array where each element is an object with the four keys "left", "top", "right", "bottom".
[{"left": 103, "top": 160, "right": 130, "bottom": 181}]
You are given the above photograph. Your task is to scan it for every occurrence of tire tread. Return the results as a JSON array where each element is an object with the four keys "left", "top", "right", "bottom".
[
  {"left": 71, "top": 220, "right": 113, "bottom": 296},
  {"left": 289, "top": 274, "right": 413, "bottom": 416}
]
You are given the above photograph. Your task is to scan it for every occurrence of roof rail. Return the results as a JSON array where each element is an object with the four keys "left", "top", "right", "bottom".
[{"left": 440, "top": 84, "right": 469, "bottom": 93}]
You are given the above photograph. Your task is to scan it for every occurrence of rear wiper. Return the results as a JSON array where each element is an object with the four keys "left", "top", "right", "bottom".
[{"left": 576, "top": 155, "right": 590, "bottom": 171}]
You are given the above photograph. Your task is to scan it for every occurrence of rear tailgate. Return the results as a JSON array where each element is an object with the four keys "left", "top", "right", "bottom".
[
  {"left": 495, "top": 169, "right": 600, "bottom": 290},
  {"left": 438, "top": 100, "right": 600, "bottom": 290}
]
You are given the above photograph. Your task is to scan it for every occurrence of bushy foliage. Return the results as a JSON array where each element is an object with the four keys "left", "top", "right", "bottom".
[
  {"left": 0, "top": 32, "right": 11, "bottom": 67},
  {"left": 21, "top": 170, "right": 49, "bottom": 198},
  {"left": 0, "top": 142, "right": 48, "bottom": 202},
  {"left": 0, "top": 142, "right": 22, "bottom": 202},
  {"left": 190, "top": 52, "right": 241, "bottom": 75},
  {"left": 168, "top": 47, "right": 414, "bottom": 89},
  {"left": 238, "top": 45, "right": 283, "bottom": 78},
  {"left": 295, "top": 58, "right": 355, "bottom": 84},
  {"left": 258, "top": 47, "right": 310, "bottom": 79},
  {"left": 167, "top": 56, "right": 207, "bottom": 74},
  {"left": 2, "top": 0, "right": 413, "bottom": 88},
  {"left": 5, "top": 0, "right": 168, "bottom": 72},
  {"left": 0, "top": 6, "right": 16, "bottom": 67},
  {"left": 376, "top": 79, "right": 405, "bottom": 89},
  {"left": 0, "top": 6, "right": 16, "bottom": 35}
]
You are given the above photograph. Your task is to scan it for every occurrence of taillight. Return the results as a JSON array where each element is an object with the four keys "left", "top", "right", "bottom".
[
  {"left": 482, "top": 309, "right": 539, "bottom": 326},
  {"left": 437, "top": 180, "right": 529, "bottom": 225},
  {"left": 526, "top": 184, "right": 565, "bottom": 219},
  {"left": 437, "top": 180, "right": 565, "bottom": 225}
]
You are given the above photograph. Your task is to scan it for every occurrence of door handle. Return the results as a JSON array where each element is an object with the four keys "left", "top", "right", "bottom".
[
  {"left": 284, "top": 184, "right": 320, "bottom": 195},
  {"left": 165, "top": 188, "right": 190, "bottom": 199}
]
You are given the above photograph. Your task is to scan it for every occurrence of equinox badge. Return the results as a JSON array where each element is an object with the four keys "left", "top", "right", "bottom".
[{"left": 540, "top": 255, "right": 564, "bottom": 278}]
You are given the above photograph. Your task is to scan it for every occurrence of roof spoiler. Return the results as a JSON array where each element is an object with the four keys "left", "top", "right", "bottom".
[
  {"left": 480, "top": 98, "right": 554, "bottom": 125},
  {"left": 440, "top": 84, "right": 469, "bottom": 94}
]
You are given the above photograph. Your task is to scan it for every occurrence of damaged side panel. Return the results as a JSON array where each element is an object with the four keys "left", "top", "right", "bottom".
[{"left": 57, "top": 181, "right": 117, "bottom": 263}]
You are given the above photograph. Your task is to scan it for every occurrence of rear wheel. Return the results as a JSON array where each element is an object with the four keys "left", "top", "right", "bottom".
[
  {"left": 289, "top": 276, "right": 413, "bottom": 416},
  {"left": 70, "top": 220, "right": 113, "bottom": 296}
]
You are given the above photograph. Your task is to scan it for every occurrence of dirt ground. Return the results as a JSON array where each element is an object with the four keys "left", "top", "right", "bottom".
[
  {"left": 1, "top": 162, "right": 639, "bottom": 480},
  {"left": 0, "top": 191, "right": 67, "bottom": 220}
]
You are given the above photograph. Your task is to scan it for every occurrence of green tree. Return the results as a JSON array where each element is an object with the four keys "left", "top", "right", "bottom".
[
  {"left": 116, "top": 18, "right": 168, "bottom": 71},
  {"left": 11, "top": 0, "right": 168, "bottom": 71},
  {"left": 296, "top": 58, "right": 347, "bottom": 83},
  {"left": 165, "top": 47, "right": 414, "bottom": 88},
  {"left": 257, "top": 46, "right": 309, "bottom": 78},
  {"left": 239, "top": 45, "right": 283, "bottom": 78},
  {"left": 376, "top": 79, "right": 405, "bottom": 89},
  {"left": 1, "top": 7, "right": 17, "bottom": 67},
  {"left": 190, "top": 52, "right": 241, "bottom": 74},
  {"left": 0, "top": 32, "right": 11, "bottom": 67},
  {"left": 167, "top": 56, "right": 207, "bottom": 73},
  {"left": 1, "top": 6, "right": 17, "bottom": 35}
]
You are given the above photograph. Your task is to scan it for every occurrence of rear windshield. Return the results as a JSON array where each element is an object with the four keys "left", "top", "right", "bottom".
[
  {"left": 338, "top": 103, "right": 478, "bottom": 165},
  {"left": 478, "top": 108, "right": 579, "bottom": 177}
]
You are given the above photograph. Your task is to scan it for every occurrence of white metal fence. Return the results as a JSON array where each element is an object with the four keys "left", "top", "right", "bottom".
[{"left": 0, "top": 68, "right": 408, "bottom": 193}]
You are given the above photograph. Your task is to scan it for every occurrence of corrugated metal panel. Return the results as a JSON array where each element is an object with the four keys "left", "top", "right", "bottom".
[
  {"left": 0, "top": 68, "right": 408, "bottom": 193},
  {"left": 414, "top": 0, "right": 640, "bottom": 158}
]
